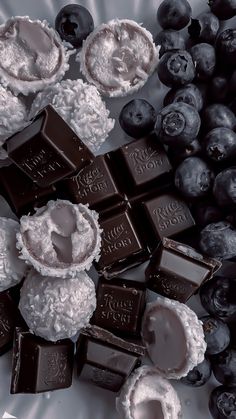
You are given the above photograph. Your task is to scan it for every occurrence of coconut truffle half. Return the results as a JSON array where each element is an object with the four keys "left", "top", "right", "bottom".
[
  {"left": 79, "top": 19, "right": 159, "bottom": 97},
  {"left": 19, "top": 269, "right": 96, "bottom": 341},
  {"left": 0, "top": 217, "right": 27, "bottom": 292},
  {"left": 29, "top": 79, "right": 115, "bottom": 152},
  {"left": 17, "top": 199, "right": 102, "bottom": 277},
  {"left": 142, "top": 296, "right": 206, "bottom": 379},
  {"left": 0, "top": 16, "right": 72, "bottom": 95},
  {"left": 116, "top": 366, "right": 182, "bottom": 419}
]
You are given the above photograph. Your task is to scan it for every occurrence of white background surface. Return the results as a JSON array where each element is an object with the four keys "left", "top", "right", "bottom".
[{"left": 0, "top": 0, "right": 232, "bottom": 418}]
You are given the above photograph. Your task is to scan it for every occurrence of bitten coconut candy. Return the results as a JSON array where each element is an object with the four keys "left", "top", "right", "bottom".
[
  {"left": 0, "top": 16, "right": 72, "bottom": 95},
  {"left": 16, "top": 199, "right": 102, "bottom": 277},
  {"left": 116, "top": 366, "right": 182, "bottom": 419},
  {"left": 142, "top": 296, "right": 207, "bottom": 379},
  {"left": 79, "top": 19, "right": 159, "bottom": 97}
]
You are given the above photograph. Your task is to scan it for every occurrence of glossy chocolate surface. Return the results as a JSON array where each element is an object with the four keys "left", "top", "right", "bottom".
[
  {"left": 146, "top": 238, "right": 221, "bottom": 302},
  {"left": 11, "top": 328, "right": 74, "bottom": 394},
  {"left": 0, "top": 291, "right": 19, "bottom": 355},
  {"left": 5, "top": 105, "right": 93, "bottom": 187},
  {"left": 76, "top": 325, "right": 145, "bottom": 392},
  {"left": 92, "top": 277, "right": 146, "bottom": 337}
]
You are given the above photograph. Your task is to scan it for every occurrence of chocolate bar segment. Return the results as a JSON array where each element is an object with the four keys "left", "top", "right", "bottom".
[
  {"left": 92, "top": 277, "right": 146, "bottom": 337},
  {"left": 5, "top": 105, "right": 93, "bottom": 187},
  {"left": 11, "top": 328, "right": 74, "bottom": 394},
  {"left": 63, "top": 155, "right": 124, "bottom": 211},
  {"left": 96, "top": 207, "right": 149, "bottom": 278},
  {"left": 76, "top": 325, "right": 145, "bottom": 392},
  {"left": 0, "top": 291, "right": 19, "bottom": 355},
  {"left": 146, "top": 238, "right": 221, "bottom": 303}
]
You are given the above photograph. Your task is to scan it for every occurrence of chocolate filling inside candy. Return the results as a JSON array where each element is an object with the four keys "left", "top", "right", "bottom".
[
  {"left": 132, "top": 400, "right": 164, "bottom": 419},
  {"left": 143, "top": 306, "right": 187, "bottom": 373}
]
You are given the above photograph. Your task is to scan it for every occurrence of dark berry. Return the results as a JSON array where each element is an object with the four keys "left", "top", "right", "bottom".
[
  {"left": 200, "top": 276, "right": 236, "bottom": 322},
  {"left": 168, "top": 138, "right": 202, "bottom": 165},
  {"left": 203, "top": 104, "right": 236, "bottom": 132},
  {"left": 212, "top": 349, "right": 236, "bottom": 386},
  {"left": 200, "top": 222, "right": 236, "bottom": 260},
  {"left": 201, "top": 316, "right": 230, "bottom": 355},
  {"left": 119, "top": 99, "right": 156, "bottom": 138},
  {"left": 157, "top": 50, "right": 196, "bottom": 88},
  {"left": 55, "top": 4, "right": 94, "bottom": 47},
  {"left": 181, "top": 357, "right": 211, "bottom": 387},
  {"left": 204, "top": 128, "right": 236, "bottom": 162},
  {"left": 209, "top": 386, "right": 236, "bottom": 419},
  {"left": 155, "top": 30, "right": 186, "bottom": 57},
  {"left": 193, "top": 201, "right": 223, "bottom": 227},
  {"left": 175, "top": 157, "right": 214, "bottom": 198},
  {"left": 157, "top": 0, "right": 192, "bottom": 30},
  {"left": 190, "top": 43, "right": 216, "bottom": 81},
  {"left": 217, "top": 29, "right": 236, "bottom": 67},
  {"left": 188, "top": 12, "right": 220, "bottom": 44},
  {"left": 208, "top": 76, "right": 230, "bottom": 103},
  {"left": 164, "top": 83, "right": 204, "bottom": 111},
  {"left": 213, "top": 168, "right": 236, "bottom": 208},
  {"left": 155, "top": 103, "right": 201, "bottom": 146},
  {"left": 209, "top": 0, "right": 236, "bottom": 20}
]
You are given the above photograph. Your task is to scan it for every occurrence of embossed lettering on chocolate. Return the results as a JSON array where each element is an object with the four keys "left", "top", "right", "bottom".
[{"left": 4, "top": 105, "right": 93, "bottom": 187}]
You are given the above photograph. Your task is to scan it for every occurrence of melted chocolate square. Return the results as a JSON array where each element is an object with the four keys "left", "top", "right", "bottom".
[
  {"left": 92, "top": 277, "right": 146, "bottom": 337},
  {"left": 5, "top": 105, "right": 93, "bottom": 187},
  {"left": 76, "top": 326, "right": 145, "bottom": 392},
  {"left": 11, "top": 329, "right": 74, "bottom": 394},
  {"left": 0, "top": 291, "right": 19, "bottom": 355},
  {"left": 146, "top": 238, "right": 221, "bottom": 302}
]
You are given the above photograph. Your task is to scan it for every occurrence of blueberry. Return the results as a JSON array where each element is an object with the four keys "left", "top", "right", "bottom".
[
  {"left": 157, "top": 0, "right": 192, "bottom": 30},
  {"left": 201, "top": 316, "right": 230, "bottom": 355},
  {"left": 217, "top": 29, "right": 236, "bottom": 67},
  {"left": 188, "top": 12, "right": 220, "bottom": 44},
  {"left": 193, "top": 201, "right": 223, "bottom": 227},
  {"left": 200, "top": 222, "right": 236, "bottom": 260},
  {"left": 200, "top": 276, "right": 236, "bottom": 322},
  {"left": 164, "top": 83, "right": 204, "bottom": 111},
  {"left": 212, "top": 349, "right": 236, "bottom": 386},
  {"left": 55, "top": 4, "right": 94, "bottom": 47},
  {"left": 157, "top": 50, "right": 196, "bottom": 88},
  {"left": 155, "top": 30, "right": 186, "bottom": 57},
  {"left": 209, "top": 386, "right": 236, "bottom": 419},
  {"left": 119, "top": 99, "right": 156, "bottom": 138},
  {"left": 190, "top": 43, "right": 216, "bottom": 81},
  {"left": 208, "top": 76, "right": 230, "bottom": 103},
  {"left": 209, "top": 0, "right": 236, "bottom": 20},
  {"left": 181, "top": 357, "right": 211, "bottom": 387},
  {"left": 168, "top": 138, "right": 202, "bottom": 165},
  {"left": 204, "top": 128, "right": 236, "bottom": 162},
  {"left": 155, "top": 103, "right": 201, "bottom": 146},
  {"left": 175, "top": 157, "right": 214, "bottom": 198},
  {"left": 213, "top": 168, "right": 236, "bottom": 208},
  {"left": 203, "top": 104, "right": 236, "bottom": 132}
]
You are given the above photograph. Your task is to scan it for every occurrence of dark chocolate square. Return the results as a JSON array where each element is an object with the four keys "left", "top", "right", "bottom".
[
  {"left": 63, "top": 155, "right": 124, "bottom": 210},
  {"left": 5, "top": 105, "right": 93, "bottom": 187},
  {"left": 96, "top": 208, "right": 148, "bottom": 277},
  {"left": 92, "top": 278, "right": 146, "bottom": 337},
  {"left": 0, "top": 291, "right": 19, "bottom": 355},
  {"left": 76, "top": 326, "right": 145, "bottom": 392},
  {"left": 143, "top": 193, "right": 195, "bottom": 240},
  {"left": 11, "top": 329, "right": 74, "bottom": 394}
]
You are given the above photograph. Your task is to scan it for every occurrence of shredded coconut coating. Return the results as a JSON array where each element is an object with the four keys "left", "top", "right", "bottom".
[
  {"left": 16, "top": 200, "right": 102, "bottom": 278},
  {"left": 79, "top": 19, "right": 159, "bottom": 97},
  {"left": 142, "top": 296, "right": 207, "bottom": 379},
  {"left": 19, "top": 269, "right": 96, "bottom": 341},
  {"left": 116, "top": 366, "right": 182, "bottom": 419},
  {"left": 0, "top": 217, "right": 27, "bottom": 292},
  {"left": 0, "top": 16, "right": 72, "bottom": 95},
  {"left": 29, "top": 79, "right": 115, "bottom": 152}
]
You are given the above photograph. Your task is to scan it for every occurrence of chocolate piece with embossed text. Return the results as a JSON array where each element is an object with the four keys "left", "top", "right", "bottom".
[
  {"left": 76, "top": 325, "right": 145, "bottom": 392},
  {"left": 96, "top": 206, "right": 149, "bottom": 278},
  {"left": 4, "top": 105, "right": 93, "bottom": 187},
  {"left": 0, "top": 291, "right": 20, "bottom": 355},
  {"left": 146, "top": 238, "right": 221, "bottom": 303},
  {"left": 11, "top": 328, "right": 74, "bottom": 393},
  {"left": 92, "top": 277, "right": 146, "bottom": 337}
]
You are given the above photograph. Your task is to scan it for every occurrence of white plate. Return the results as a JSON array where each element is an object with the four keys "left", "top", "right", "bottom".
[{"left": 0, "top": 0, "right": 228, "bottom": 418}]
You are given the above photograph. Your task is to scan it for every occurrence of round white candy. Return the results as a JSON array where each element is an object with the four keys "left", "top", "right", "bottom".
[{"left": 19, "top": 269, "right": 96, "bottom": 341}]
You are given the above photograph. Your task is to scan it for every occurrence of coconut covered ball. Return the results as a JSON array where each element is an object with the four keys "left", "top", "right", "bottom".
[
  {"left": 19, "top": 269, "right": 96, "bottom": 341},
  {"left": 29, "top": 79, "right": 115, "bottom": 152},
  {"left": 0, "top": 217, "right": 27, "bottom": 292}
]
